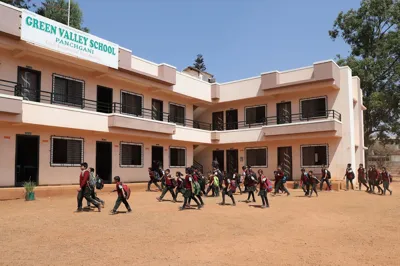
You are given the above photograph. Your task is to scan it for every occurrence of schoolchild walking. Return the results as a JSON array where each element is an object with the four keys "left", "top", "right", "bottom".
[
  {"left": 372, "top": 166, "right": 383, "bottom": 194},
  {"left": 257, "top": 170, "right": 270, "bottom": 208},
  {"left": 367, "top": 166, "right": 374, "bottom": 193},
  {"left": 357, "top": 164, "right": 370, "bottom": 192},
  {"left": 110, "top": 176, "right": 132, "bottom": 214},
  {"left": 76, "top": 162, "right": 101, "bottom": 212},
  {"left": 180, "top": 168, "right": 202, "bottom": 210},
  {"left": 300, "top": 168, "right": 310, "bottom": 196},
  {"left": 147, "top": 167, "right": 162, "bottom": 191},
  {"left": 157, "top": 169, "right": 177, "bottom": 202},
  {"left": 381, "top": 167, "right": 393, "bottom": 195},
  {"left": 273, "top": 166, "right": 290, "bottom": 196},
  {"left": 242, "top": 166, "right": 248, "bottom": 192},
  {"left": 192, "top": 168, "right": 204, "bottom": 206},
  {"left": 220, "top": 175, "right": 236, "bottom": 206},
  {"left": 320, "top": 165, "right": 332, "bottom": 191},
  {"left": 308, "top": 171, "right": 320, "bottom": 197},
  {"left": 87, "top": 167, "right": 105, "bottom": 208},
  {"left": 174, "top": 171, "right": 185, "bottom": 200},
  {"left": 232, "top": 169, "right": 242, "bottom": 194},
  {"left": 344, "top": 164, "right": 355, "bottom": 190},
  {"left": 245, "top": 168, "right": 257, "bottom": 203}
]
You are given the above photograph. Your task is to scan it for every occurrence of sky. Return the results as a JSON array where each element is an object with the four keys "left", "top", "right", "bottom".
[{"left": 33, "top": 0, "right": 361, "bottom": 82}]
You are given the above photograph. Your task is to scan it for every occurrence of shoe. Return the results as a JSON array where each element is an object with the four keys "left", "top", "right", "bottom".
[
  {"left": 172, "top": 199, "right": 177, "bottom": 203},
  {"left": 219, "top": 202, "right": 225, "bottom": 205},
  {"left": 110, "top": 210, "right": 117, "bottom": 215},
  {"left": 232, "top": 203, "right": 236, "bottom": 206},
  {"left": 390, "top": 191, "right": 392, "bottom": 195},
  {"left": 127, "top": 209, "right": 132, "bottom": 213},
  {"left": 75, "top": 208, "right": 83, "bottom": 212},
  {"left": 261, "top": 206, "right": 266, "bottom": 209},
  {"left": 287, "top": 193, "right": 290, "bottom": 196},
  {"left": 197, "top": 205, "right": 202, "bottom": 209},
  {"left": 156, "top": 197, "right": 162, "bottom": 202},
  {"left": 179, "top": 207, "right": 185, "bottom": 211},
  {"left": 97, "top": 206, "right": 101, "bottom": 212},
  {"left": 101, "top": 201, "right": 105, "bottom": 208}
]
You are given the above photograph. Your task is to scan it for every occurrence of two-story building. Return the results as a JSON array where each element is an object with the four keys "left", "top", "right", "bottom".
[{"left": 0, "top": 3, "right": 366, "bottom": 187}]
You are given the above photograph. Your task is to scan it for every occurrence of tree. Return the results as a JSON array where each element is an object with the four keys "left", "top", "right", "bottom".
[
  {"left": 329, "top": 0, "right": 400, "bottom": 147},
  {"left": 193, "top": 54, "right": 206, "bottom": 72},
  {"left": 36, "top": 0, "right": 89, "bottom": 32},
  {"left": 0, "top": 0, "right": 35, "bottom": 9}
]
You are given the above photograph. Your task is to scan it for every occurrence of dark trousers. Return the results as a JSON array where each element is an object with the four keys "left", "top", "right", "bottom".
[
  {"left": 175, "top": 187, "right": 183, "bottom": 199},
  {"left": 222, "top": 189, "right": 235, "bottom": 204},
  {"left": 302, "top": 183, "right": 309, "bottom": 195},
  {"left": 189, "top": 194, "right": 204, "bottom": 205},
  {"left": 259, "top": 189, "right": 269, "bottom": 207},
  {"left": 274, "top": 180, "right": 290, "bottom": 195},
  {"left": 320, "top": 179, "right": 331, "bottom": 191},
  {"left": 87, "top": 187, "right": 103, "bottom": 206},
  {"left": 77, "top": 187, "right": 99, "bottom": 210},
  {"left": 359, "top": 179, "right": 369, "bottom": 191},
  {"left": 247, "top": 190, "right": 256, "bottom": 202},
  {"left": 368, "top": 180, "right": 375, "bottom": 193},
  {"left": 182, "top": 191, "right": 200, "bottom": 208},
  {"left": 346, "top": 178, "right": 354, "bottom": 190},
  {"left": 375, "top": 182, "right": 383, "bottom": 194},
  {"left": 113, "top": 196, "right": 131, "bottom": 212},
  {"left": 309, "top": 183, "right": 318, "bottom": 197},
  {"left": 237, "top": 182, "right": 243, "bottom": 194},
  {"left": 383, "top": 181, "right": 392, "bottom": 195},
  {"left": 147, "top": 179, "right": 161, "bottom": 190},
  {"left": 160, "top": 185, "right": 176, "bottom": 200}
]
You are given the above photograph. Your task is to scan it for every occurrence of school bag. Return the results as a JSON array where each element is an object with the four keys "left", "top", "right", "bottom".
[
  {"left": 230, "top": 179, "right": 237, "bottom": 192},
  {"left": 95, "top": 177, "right": 104, "bottom": 190},
  {"left": 89, "top": 172, "right": 97, "bottom": 188},
  {"left": 193, "top": 180, "right": 201, "bottom": 195},
  {"left": 282, "top": 175, "right": 287, "bottom": 183},
  {"left": 266, "top": 179, "right": 273, "bottom": 192},
  {"left": 326, "top": 170, "right": 331, "bottom": 179},
  {"left": 213, "top": 176, "right": 219, "bottom": 187},
  {"left": 122, "top": 183, "right": 131, "bottom": 200}
]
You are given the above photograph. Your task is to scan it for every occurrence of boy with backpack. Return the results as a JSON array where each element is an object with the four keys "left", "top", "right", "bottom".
[
  {"left": 308, "top": 171, "right": 320, "bottom": 197},
  {"left": 232, "top": 169, "right": 242, "bottom": 194},
  {"left": 245, "top": 168, "right": 257, "bottom": 203},
  {"left": 147, "top": 167, "right": 162, "bottom": 191},
  {"left": 86, "top": 168, "right": 105, "bottom": 208},
  {"left": 381, "top": 167, "right": 393, "bottom": 196},
  {"left": 180, "top": 168, "right": 202, "bottom": 210},
  {"left": 257, "top": 169, "right": 271, "bottom": 208},
  {"left": 358, "top": 164, "right": 370, "bottom": 192},
  {"left": 344, "top": 163, "right": 355, "bottom": 190},
  {"left": 174, "top": 171, "right": 185, "bottom": 200},
  {"left": 273, "top": 166, "right": 290, "bottom": 196},
  {"left": 190, "top": 168, "right": 204, "bottom": 206},
  {"left": 220, "top": 175, "right": 236, "bottom": 206},
  {"left": 320, "top": 165, "right": 332, "bottom": 191},
  {"left": 300, "top": 168, "right": 310, "bottom": 196},
  {"left": 157, "top": 169, "right": 177, "bottom": 202},
  {"left": 76, "top": 162, "right": 101, "bottom": 212},
  {"left": 111, "top": 176, "right": 132, "bottom": 214}
]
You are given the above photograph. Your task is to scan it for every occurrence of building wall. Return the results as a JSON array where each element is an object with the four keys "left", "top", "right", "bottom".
[{"left": 0, "top": 124, "right": 193, "bottom": 187}]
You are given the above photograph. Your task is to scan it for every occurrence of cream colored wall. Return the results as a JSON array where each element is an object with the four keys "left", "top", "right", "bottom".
[
  {"left": 173, "top": 72, "right": 211, "bottom": 102},
  {"left": 131, "top": 55, "right": 159, "bottom": 76},
  {"left": 278, "top": 67, "right": 314, "bottom": 84},
  {"left": 0, "top": 124, "right": 193, "bottom": 186},
  {"left": 218, "top": 77, "right": 262, "bottom": 102}
]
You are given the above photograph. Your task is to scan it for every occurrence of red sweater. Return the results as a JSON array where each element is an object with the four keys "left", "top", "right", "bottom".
[{"left": 79, "top": 170, "right": 90, "bottom": 188}]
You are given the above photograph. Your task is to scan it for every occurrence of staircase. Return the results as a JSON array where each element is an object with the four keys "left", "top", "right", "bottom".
[{"left": 193, "top": 160, "right": 204, "bottom": 174}]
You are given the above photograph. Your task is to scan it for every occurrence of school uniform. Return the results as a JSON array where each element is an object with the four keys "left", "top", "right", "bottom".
[
  {"left": 158, "top": 174, "right": 176, "bottom": 201},
  {"left": 112, "top": 181, "right": 131, "bottom": 212},
  {"left": 308, "top": 175, "right": 319, "bottom": 197},
  {"left": 370, "top": 169, "right": 383, "bottom": 194},
  {"left": 77, "top": 170, "right": 100, "bottom": 211},
  {"left": 181, "top": 175, "right": 201, "bottom": 210},
  {"left": 221, "top": 178, "right": 236, "bottom": 205},
  {"left": 274, "top": 170, "right": 290, "bottom": 195},
  {"left": 147, "top": 171, "right": 161, "bottom": 191},
  {"left": 345, "top": 167, "right": 355, "bottom": 190},
  {"left": 192, "top": 174, "right": 204, "bottom": 205},
  {"left": 300, "top": 172, "right": 310, "bottom": 196},
  {"left": 381, "top": 171, "right": 392, "bottom": 195},
  {"left": 357, "top": 167, "right": 369, "bottom": 191},
  {"left": 319, "top": 169, "right": 332, "bottom": 191},
  {"left": 233, "top": 173, "right": 242, "bottom": 194},
  {"left": 246, "top": 173, "right": 257, "bottom": 202},
  {"left": 175, "top": 177, "right": 184, "bottom": 199},
  {"left": 258, "top": 175, "right": 269, "bottom": 208}
]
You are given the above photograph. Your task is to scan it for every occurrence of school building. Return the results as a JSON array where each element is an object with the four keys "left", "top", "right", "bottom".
[{"left": 0, "top": 3, "right": 366, "bottom": 187}]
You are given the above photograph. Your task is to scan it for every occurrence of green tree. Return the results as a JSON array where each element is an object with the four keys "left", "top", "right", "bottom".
[
  {"left": 0, "top": 0, "right": 35, "bottom": 9},
  {"left": 329, "top": 0, "right": 400, "bottom": 147},
  {"left": 36, "top": 0, "right": 89, "bottom": 32},
  {"left": 193, "top": 54, "right": 206, "bottom": 72}
]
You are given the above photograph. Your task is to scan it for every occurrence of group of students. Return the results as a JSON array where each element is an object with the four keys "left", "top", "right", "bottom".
[{"left": 346, "top": 164, "right": 393, "bottom": 195}]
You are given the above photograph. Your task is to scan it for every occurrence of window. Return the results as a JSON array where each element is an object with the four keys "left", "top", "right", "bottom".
[
  {"left": 300, "top": 97, "right": 327, "bottom": 119},
  {"left": 170, "top": 147, "right": 186, "bottom": 167},
  {"left": 246, "top": 147, "right": 267, "bottom": 167},
  {"left": 169, "top": 103, "right": 185, "bottom": 125},
  {"left": 52, "top": 74, "right": 84, "bottom": 107},
  {"left": 245, "top": 105, "right": 266, "bottom": 125},
  {"left": 121, "top": 91, "right": 143, "bottom": 116},
  {"left": 51, "top": 136, "right": 83, "bottom": 166},
  {"left": 120, "top": 142, "right": 143, "bottom": 167},
  {"left": 301, "top": 144, "right": 328, "bottom": 167}
]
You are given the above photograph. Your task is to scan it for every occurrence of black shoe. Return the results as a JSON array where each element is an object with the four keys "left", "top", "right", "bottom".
[
  {"left": 110, "top": 210, "right": 117, "bottom": 215},
  {"left": 75, "top": 208, "right": 83, "bottom": 212},
  {"left": 127, "top": 209, "right": 132, "bottom": 213}
]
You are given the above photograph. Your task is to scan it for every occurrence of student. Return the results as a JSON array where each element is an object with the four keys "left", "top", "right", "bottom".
[
  {"left": 220, "top": 174, "right": 236, "bottom": 206},
  {"left": 180, "top": 168, "right": 202, "bottom": 210},
  {"left": 205, "top": 173, "right": 215, "bottom": 197},
  {"left": 242, "top": 166, "right": 248, "bottom": 192},
  {"left": 233, "top": 169, "right": 242, "bottom": 194},
  {"left": 147, "top": 167, "right": 162, "bottom": 191},
  {"left": 257, "top": 169, "right": 270, "bottom": 208},
  {"left": 157, "top": 169, "right": 176, "bottom": 202},
  {"left": 245, "top": 167, "right": 257, "bottom": 203},
  {"left": 300, "top": 168, "right": 310, "bottom": 196},
  {"left": 174, "top": 171, "right": 185, "bottom": 200},
  {"left": 76, "top": 162, "right": 101, "bottom": 212},
  {"left": 344, "top": 163, "right": 355, "bottom": 191},
  {"left": 196, "top": 168, "right": 207, "bottom": 196},
  {"left": 357, "top": 164, "right": 370, "bottom": 192},
  {"left": 87, "top": 168, "right": 105, "bottom": 208},
  {"left": 213, "top": 171, "right": 220, "bottom": 197},
  {"left": 308, "top": 171, "right": 320, "bottom": 197},
  {"left": 367, "top": 166, "right": 375, "bottom": 193},
  {"left": 320, "top": 165, "right": 332, "bottom": 191},
  {"left": 191, "top": 168, "right": 204, "bottom": 206},
  {"left": 381, "top": 167, "right": 393, "bottom": 195},
  {"left": 273, "top": 166, "right": 290, "bottom": 196},
  {"left": 374, "top": 167, "right": 384, "bottom": 195},
  {"left": 111, "top": 176, "right": 132, "bottom": 214}
]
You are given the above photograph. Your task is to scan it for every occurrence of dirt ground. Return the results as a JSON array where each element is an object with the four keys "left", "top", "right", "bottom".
[{"left": 0, "top": 183, "right": 399, "bottom": 266}]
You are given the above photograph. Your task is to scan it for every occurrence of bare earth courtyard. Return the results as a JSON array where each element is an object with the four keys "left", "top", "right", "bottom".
[{"left": 0, "top": 183, "right": 399, "bottom": 266}]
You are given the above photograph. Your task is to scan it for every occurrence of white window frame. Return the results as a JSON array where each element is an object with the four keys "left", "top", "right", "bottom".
[
  {"left": 169, "top": 102, "right": 186, "bottom": 126},
  {"left": 50, "top": 136, "right": 84, "bottom": 167},
  {"left": 245, "top": 147, "right": 268, "bottom": 167},
  {"left": 119, "top": 142, "right": 144, "bottom": 168},
  {"left": 299, "top": 96, "right": 328, "bottom": 120},
  {"left": 120, "top": 90, "right": 144, "bottom": 117},
  {"left": 52, "top": 74, "right": 85, "bottom": 107},
  {"left": 244, "top": 105, "right": 267, "bottom": 125},
  {"left": 300, "top": 144, "right": 329, "bottom": 168},
  {"left": 169, "top": 146, "right": 186, "bottom": 168}
]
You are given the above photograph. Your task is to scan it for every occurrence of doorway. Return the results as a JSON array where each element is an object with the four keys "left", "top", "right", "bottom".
[
  {"left": 226, "top": 109, "right": 238, "bottom": 130},
  {"left": 97, "top": 86, "right": 113, "bottom": 113},
  {"left": 212, "top": 111, "right": 224, "bottom": 131},
  {"left": 96, "top": 141, "right": 112, "bottom": 183},
  {"left": 152, "top": 146, "right": 164, "bottom": 169},
  {"left": 152, "top": 99, "right": 164, "bottom": 121},
  {"left": 226, "top": 149, "right": 238, "bottom": 176},
  {"left": 277, "top": 146, "right": 292, "bottom": 181},
  {"left": 15, "top": 135, "right": 39, "bottom": 186},
  {"left": 17, "top": 66, "right": 41, "bottom": 102},
  {"left": 277, "top": 102, "right": 292, "bottom": 124},
  {"left": 212, "top": 150, "right": 224, "bottom": 171}
]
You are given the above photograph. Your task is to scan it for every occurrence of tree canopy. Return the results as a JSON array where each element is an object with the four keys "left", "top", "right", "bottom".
[
  {"left": 1, "top": 0, "right": 35, "bottom": 9},
  {"left": 193, "top": 54, "right": 207, "bottom": 72},
  {"left": 329, "top": 0, "right": 400, "bottom": 146}
]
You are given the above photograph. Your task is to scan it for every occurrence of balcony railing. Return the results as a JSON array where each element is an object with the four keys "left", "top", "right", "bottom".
[{"left": 0, "top": 80, "right": 341, "bottom": 132}]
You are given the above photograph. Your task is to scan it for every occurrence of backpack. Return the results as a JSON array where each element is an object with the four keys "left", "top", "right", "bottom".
[
  {"left": 193, "top": 181, "right": 201, "bottom": 195},
  {"left": 216, "top": 169, "right": 223, "bottom": 181},
  {"left": 326, "top": 170, "right": 331, "bottom": 179},
  {"left": 122, "top": 183, "right": 131, "bottom": 200},
  {"left": 89, "top": 172, "right": 97, "bottom": 188},
  {"left": 282, "top": 175, "right": 287, "bottom": 183},
  {"left": 266, "top": 179, "right": 273, "bottom": 192},
  {"left": 213, "top": 176, "right": 219, "bottom": 187},
  {"left": 230, "top": 179, "right": 237, "bottom": 192},
  {"left": 95, "top": 177, "right": 104, "bottom": 190}
]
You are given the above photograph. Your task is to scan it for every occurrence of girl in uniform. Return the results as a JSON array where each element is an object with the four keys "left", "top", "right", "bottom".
[{"left": 257, "top": 169, "right": 270, "bottom": 208}]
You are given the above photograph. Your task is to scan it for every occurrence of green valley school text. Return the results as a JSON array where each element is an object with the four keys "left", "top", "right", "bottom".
[{"left": 24, "top": 15, "right": 117, "bottom": 56}]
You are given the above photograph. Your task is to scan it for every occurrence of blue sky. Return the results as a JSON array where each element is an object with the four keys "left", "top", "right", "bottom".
[{"left": 34, "top": 0, "right": 361, "bottom": 82}]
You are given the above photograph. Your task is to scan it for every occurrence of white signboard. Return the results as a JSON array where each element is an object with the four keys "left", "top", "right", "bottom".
[{"left": 21, "top": 10, "right": 119, "bottom": 69}]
